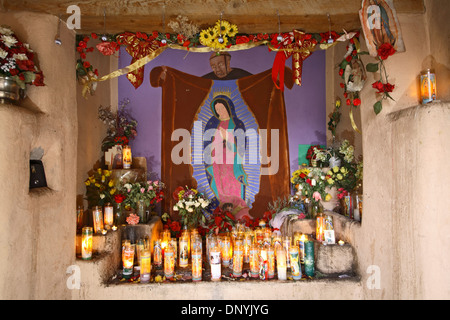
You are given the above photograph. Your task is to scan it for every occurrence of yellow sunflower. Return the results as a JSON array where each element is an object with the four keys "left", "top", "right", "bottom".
[
  {"left": 211, "top": 35, "right": 228, "bottom": 50},
  {"left": 199, "top": 27, "right": 216, "bottom": 47},
  {"left": 227, "top": 23, "right": 238, "bottom": 38},
  {"left": 214, "top": 20, "right": 231, "bottom": 36}
]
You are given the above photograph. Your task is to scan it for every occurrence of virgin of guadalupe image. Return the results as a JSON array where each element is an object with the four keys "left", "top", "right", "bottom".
[{"left": 203, "top": 95, "right": 250, "bottom": 220}]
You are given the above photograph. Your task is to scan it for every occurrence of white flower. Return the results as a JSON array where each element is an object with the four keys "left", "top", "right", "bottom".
[
  {"left": 194, "top": 202, "right": 200, "bottom": 207},
  {"left": 1, "top": 35, "right": 18, "bottom": 48},
  {"left": 311, "top": 179, "right": 316, "bottom": 186},
  {"left": 187, "top": 207, "right": 193, "bottom": 213},
  {"left": 100, "top": 194, "right": 105, "bottom": 199},
  {"left": 124, "top": 183, "right": 132, "bottom": 190},
  {"left": 13, "top": 53, "right": 28, "bottom": 61},
  {"left": 201, "top": 201, "right": 209, "bottom": 208},
  {"left": 176, "top": 201, "right": 183, "bottom": 208},
  {"left": 0, "top": 48, "right": 7, "bottom": 59},
  {"left": 0, "top": 27, "right": 13, "bottom": 35},
  {"left": 173, "top": 205, "right": 179, "bottom": 211}
]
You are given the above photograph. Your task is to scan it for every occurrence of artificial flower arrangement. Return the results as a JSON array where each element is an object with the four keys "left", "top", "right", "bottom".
[
  {"left": 120, "top": 180, "right": 165, "bottom": 211},
  {"left": 205, "top": 206, "right": 237, "bottom": 235},
  {"left": 306, "top": 145, "right": 324, "bottom": 167},
  {"left": 291, "top": 167, "right": 332, "bottom": 207},
  {"left": 366, "top": 42, "right": 397, "bottom": 114},
  {"left": 161, "top": 212, "right": 183, "bottom": 238},
  {"left": 172, "top": 186, "right": 211, "bottom": 229},
  {"left": 0, "top": 25, "right": 45, "bottom": 89},
  {"left": 84, "top": 168, "right": 116, "bottom": 207},
  {"left": 99, "top": 98, "right": 138, "bottom": 152},
  {"left": 199, "top": 20, "right": 239, "bottom": 50}
]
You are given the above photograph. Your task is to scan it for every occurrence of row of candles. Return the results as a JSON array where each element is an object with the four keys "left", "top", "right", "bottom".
[{"left": 117, "top": 226, "right": 319, "bottom": 282}]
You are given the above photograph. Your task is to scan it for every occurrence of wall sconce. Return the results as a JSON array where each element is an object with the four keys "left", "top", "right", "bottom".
[{"left": 420, "top": 69, "right": 437, "bottom": 104}]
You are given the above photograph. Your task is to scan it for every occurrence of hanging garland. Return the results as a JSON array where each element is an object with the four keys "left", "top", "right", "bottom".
[{"left": 75, "top": 20, "right": 359, "bottom": 97}]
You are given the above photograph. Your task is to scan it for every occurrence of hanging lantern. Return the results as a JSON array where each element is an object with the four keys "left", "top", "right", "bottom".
[
  {"left": 81, "top": 227, "right": 93, "bottom": 260},
  {"left": 420, "top": 69, "right": 437, "bottom": 104}
]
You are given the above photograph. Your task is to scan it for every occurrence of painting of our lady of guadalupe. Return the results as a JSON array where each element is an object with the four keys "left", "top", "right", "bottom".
[{"left": 359, "top": 0, "right": 406, "bottom": 56}]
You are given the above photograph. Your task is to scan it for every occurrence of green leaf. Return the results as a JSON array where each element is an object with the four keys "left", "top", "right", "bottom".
[
  {"left": 339, "top": 60, "right": 348, "bottom": 70},
  {"left": 366, "top": 63, "right": 379, "bottom": 73},
  {"left": 385, "top": 92, "right": 395, "bottom": 101},
  {"left": 374, "top": 101, "right": 383, "bottom": 115}
]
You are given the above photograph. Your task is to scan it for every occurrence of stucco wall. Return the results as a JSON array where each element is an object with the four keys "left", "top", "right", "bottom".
[{"left": 0, "top": 12, "right": 77, "bottom": 299}]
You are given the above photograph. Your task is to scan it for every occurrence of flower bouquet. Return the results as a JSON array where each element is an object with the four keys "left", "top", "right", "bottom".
[
  {"left": 291, "top": 167, "right": 332, "bottom": 216},
  {"left": 161, "top": 213, "right": 182, "bottom": 238},
  {"left": 84, "top": 168, "right": 116, "bottom": 207},
  {"left": 199, "top": 20, "right": 238, "bottom": 50},
  {"left": 205, "top": 206, "right": 236, "bottom": 235},
  {"left": 306, "top": 145, "right": 324, "bottom": 167},
  {"left": 121, "top": 180, "right": 165, "bottom": 210},
  {"left": 0, "top": 26, "right": 45, "bottom": 89},
  {"left": 172, "top": 186, "right": 210, "bottom": 229}
]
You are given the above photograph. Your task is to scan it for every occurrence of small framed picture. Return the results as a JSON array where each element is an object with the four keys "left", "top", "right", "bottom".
[{"left": 324, "top": 230, "right": 336, "bottom": 245}]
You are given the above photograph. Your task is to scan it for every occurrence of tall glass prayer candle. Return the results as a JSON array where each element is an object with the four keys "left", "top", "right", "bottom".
[
  {"left": 249, "top": 244, "right": 260, "bottom": 278},
  {"left": 210, "top": 244, "right": 221, "bottom": 281},
  {"left": 192, "top": 246, "right": 202, "bottom": 281},
  {"left": 92, "top": 206, "right": 104, "bottom": 234},
  {"left": 255, "top": 228, "right": 263, "bottom": 245},
  {"left": 304, "top": 240, "right": 315, "bottom": 277},
  {"left": 179, "top": 234, "right": 189, "bottom": 268},
  {"left": 267, "top": 245, "right": 275, "bottom": 279},
  {"left": 316, "top": 213, "right": 325, "bottom": 242},
  {"left": 153, "top": 240, "right": 162, "bottom": 268},
  {"left": 259, "top": 247, "right": 268, "bottom": 280},
  {"left": 164, "top": 244, "right": 175, "bottom": 279},
  {"left": 122, "top": 243, "right": 135, "bottom": 279},
  {"left": 139, "top": 249, "right": 151, "bottom": 283},
  {"left": 232, "top": 245, "right": 244, "bottom": 277},
  {"left": 289, "top": 246, "right": 302, "bottom": 280},
  {"left": 207, "top": 234, "right": 217, "bottom": 266},
  {"left": 81, "top": 227, "right": 93, "bottom": 260},
  {"left": 122, "top": 240, "right": 130, "bottom": 263},
  {"left": 76, "top": 205, "right": 84, "bottom": 232},
  {"left": 420, "top": 69, "right": 437, "bottom": 104},
  {"left": 192, "top": 234, "right": 202, "bottom": 254},
  {"left": 170, "top": 238, "right": 177, "bottom": 266},
  {"left": 276, "top": 247, "right": 287, "bottom": 280},
  {"left": 298, "top": 234, "right": 307, "bottom": 264},
  {"left": 103, "top": 203, "right": 114, "bottom": 229},
  {"left": 122, "top": 145, "right": 132, "bottom": 169},
  {"left": 283, "top": 236, "right": 291, "bottom": 268},
  {"left": 221, "top": 236, "right": 232, "bottom": 268},
  {"left": 243, "top": 232, "right": 252, "bottom": 263},
  {"left": 136, "top": 239, "right": 144, "bottom": 266},
  {"left": 273, "top": 235, "right": 282, "bottom": 252}
]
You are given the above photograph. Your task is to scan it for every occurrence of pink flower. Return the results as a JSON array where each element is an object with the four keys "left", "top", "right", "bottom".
[
  {"left": 126, "top": 213, "right": 139, "bottom": 225},
  {"left": 140, "top": 188, "right": 145, "bottom": 193},
  {"left": 312, "top": 191, "right": 322, "bottom": 202},
  {"left": 147, "top": 186, "right": 153, "bottom": 191}
]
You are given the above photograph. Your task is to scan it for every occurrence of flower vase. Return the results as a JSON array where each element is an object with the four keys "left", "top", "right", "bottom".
[
  {"left": 114, "top": 202, "right": 124, "bottom": 226},
  {"left": 309, "top": 200, "right": 323, "bottom": 219},
  {"left": 0, "top": 76, "right": 24, "bottom": 105},
  {"left": 137, "top": 200, "right": 146, "bottom": 224}
]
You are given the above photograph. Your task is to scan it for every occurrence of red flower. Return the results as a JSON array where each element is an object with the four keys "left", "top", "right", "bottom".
[
  {"left": 114, "top": 194, "right": 126, "bottom": 203},
  {"left": 353, "top": 98, "right": 361, "bottom": 106},
  {"left": 172, "top": 186, "right": 184, "bottom": 201},
  {"left": 372, "top": 81, "right": 384, "bottom": 93},
  {"left": 33, "top": 71, "right": 45, "bottom": 86},
  {"left": 339, "top": 69, "right": 344, "bottom": 76},
  {"left": 214, "top": 216, "right": 223, "bottom": 227},
  {"left": 346, "top": 99, "right": 351, "bottom": 106},
  {"left": 383, "top": 83, "right": 395, "bottom": 93},
  {"left": 377, "top": 43, "right": 396, "bottom": 60},
  {"left": 91, "top": 33, "right": 98, "bottom": 39},
  {"left": 83, "top": 61, "right": 91, "bottom": 69},
  {"left": 236, "top": 35, "right": 250, "bottom": 44}
]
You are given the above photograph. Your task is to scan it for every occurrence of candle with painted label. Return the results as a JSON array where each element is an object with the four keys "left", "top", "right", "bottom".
[
  {"left": 420, "top": 69, "right": 437, "bottom": 104},
  {"left": 192, "top": 246, "right": 202, "bottom": 281},
  {"left": 304, "top": 240, "right": 315, "bottom": 277},
  {"left": 139, "top": 249, "right": 151, "bottom": 283},
  {"left": 164, "top": 244, "right": 175, "bottom": 279},
  {"left": 283, "top": 236, "right": 291, "bottom": 268},
  {"left": 179, "top": 234, "right": 189, "bottom": 268},
  {"left": 122, "top": 243, "right": 135, "bottom": 279},
  {"left": 232, "top": 245, "right": 244, "bottom": 277},
  {"left": 243, "top": 231, "right": 252, "bottom": 263},
  {"left": 267, "top": 245, "right": 275, "bottom": 279},
  {"left": 298, "top": 234, "right": 307, "bottom": 264},
  {"left": 122, "top": 145, "right": 132, "bottom": 169},
  {"left": 249, "top": 244, "right": 260, "bottom": 278},
  {"left": 210, "top": 244, "right": 221, "bottom": 281},
  {"left": 289, "top": 246, "right": 302, "bottom": 280},
  {"left": 170, "top": 238, "right": 178, "bottom": 266},
  {"left": 153, "top": 240, "right": 162, "bottom": 268},
  {"left": 221, "top": 236, "right": 232, "bottom": 267},
  {"left": 81, "top": 227, "right": 93, "bottom": 260},
  {"left": 276, "top": 247, "right": 287, "bottom": 280}
]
